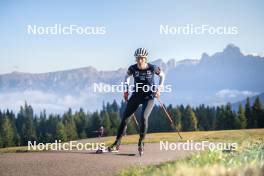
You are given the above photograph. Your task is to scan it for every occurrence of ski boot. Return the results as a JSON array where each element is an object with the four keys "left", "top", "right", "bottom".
[
  {"left": 107, "top": 140, "right": 120, "bottom": 153},
  {"left": 138, "top": 146, "right": 144, "bottom": 156},
  {"left": 138, "top": 140, "right": 144, "bottom": 156}
]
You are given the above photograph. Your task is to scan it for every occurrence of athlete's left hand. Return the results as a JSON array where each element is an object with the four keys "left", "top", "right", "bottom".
[{"left": 154, "top": 88, "right": 161, "bottom": 99}]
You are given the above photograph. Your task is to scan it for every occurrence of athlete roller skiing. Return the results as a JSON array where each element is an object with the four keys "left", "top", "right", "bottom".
[{"left": 108, "top": 48, "right": 165, "bottom": 156}]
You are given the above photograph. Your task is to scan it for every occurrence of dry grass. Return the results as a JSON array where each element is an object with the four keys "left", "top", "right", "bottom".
[
  {"left": 116, "top": 129, "right": 264, "bottom": 176},
  {"left": 104, "top": 129, "right": 264, "bottom": 146}
]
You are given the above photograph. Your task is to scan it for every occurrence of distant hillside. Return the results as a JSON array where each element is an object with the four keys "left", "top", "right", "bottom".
[
  {"left": 0, "top": 44, "right": 264, "bottom": 113},
  {"left": 232, "top": 92, "right": 264, "bottom": 111}
]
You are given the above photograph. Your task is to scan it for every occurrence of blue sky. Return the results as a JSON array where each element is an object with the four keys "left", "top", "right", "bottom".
[{"left": 0, "top": 0, "right": 263, "bottom": 74}]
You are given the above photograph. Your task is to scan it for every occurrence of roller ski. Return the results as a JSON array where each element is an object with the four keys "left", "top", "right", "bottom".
[
  {"left": 138, "top": 146, "right": 144, "bottom": 156},
  {"left": 95, "top": 141, "right": 120, "bottom": 154}
]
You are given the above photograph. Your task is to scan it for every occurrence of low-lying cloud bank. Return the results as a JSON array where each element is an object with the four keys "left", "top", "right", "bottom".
[{"left": 0, "top": 89, "right": 259, "bottom": 114}]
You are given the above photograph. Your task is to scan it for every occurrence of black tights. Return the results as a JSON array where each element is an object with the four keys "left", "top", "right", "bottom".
[{"left": 115, "top": 94, "right": 154, "bottom": 146}]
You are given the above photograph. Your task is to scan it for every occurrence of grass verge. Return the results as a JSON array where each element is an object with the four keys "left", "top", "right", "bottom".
[{"left": 116, "top": 129, "right": 264, "bottom": 176}]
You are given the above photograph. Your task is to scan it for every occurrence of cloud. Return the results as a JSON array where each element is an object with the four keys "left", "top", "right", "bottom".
[
  {"left": 0, "top": 90, "right": 64, "bottom": 113},
  {"left": 216, "top": 89, "right": 259, "bottom": 99},
  {"left": 241, "top": 51, "right": 264, "bottom": 57},
  {"left": 0, "top": 89, "right": 121, "bottom": 114},
  {"left": 0, "top": 88, "right": 259, "bottom": 115}
]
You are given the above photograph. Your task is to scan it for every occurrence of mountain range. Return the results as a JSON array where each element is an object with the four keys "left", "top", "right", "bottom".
[{"left": 0, "top": 44, "right": 263, "bottom": 113}]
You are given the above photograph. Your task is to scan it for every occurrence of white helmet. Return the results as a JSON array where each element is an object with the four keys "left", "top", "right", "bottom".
[{"left": 134, "top": 48, "right": 148, "bottom": 58}]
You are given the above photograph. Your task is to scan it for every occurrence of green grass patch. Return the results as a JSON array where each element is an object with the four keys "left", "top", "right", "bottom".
[{"left": 116, "top": 129, "right": 264, "bottom": 176}]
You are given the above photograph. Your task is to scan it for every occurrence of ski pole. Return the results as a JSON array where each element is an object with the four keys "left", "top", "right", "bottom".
[{"left": 157, "top": 98, "right": 183, "bottom": 139}]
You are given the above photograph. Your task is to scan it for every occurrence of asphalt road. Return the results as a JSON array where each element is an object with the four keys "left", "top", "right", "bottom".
[{"left": 0, "top": 139, "right": 197, "bottom": 176}]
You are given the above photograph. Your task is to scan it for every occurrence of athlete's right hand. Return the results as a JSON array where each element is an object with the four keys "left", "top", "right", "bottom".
[{"left": 123, "top": 91, "right": 129, "bottom": 101}]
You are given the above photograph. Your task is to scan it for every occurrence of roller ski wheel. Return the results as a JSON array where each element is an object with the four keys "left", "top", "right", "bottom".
[{"left": 138, "top": 146, "right": 144, "bottom": 156}]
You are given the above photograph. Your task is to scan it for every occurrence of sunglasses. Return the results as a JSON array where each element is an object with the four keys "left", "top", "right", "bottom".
[{"left": 136, "top": 57, "right": 146, "bottom": 60}]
